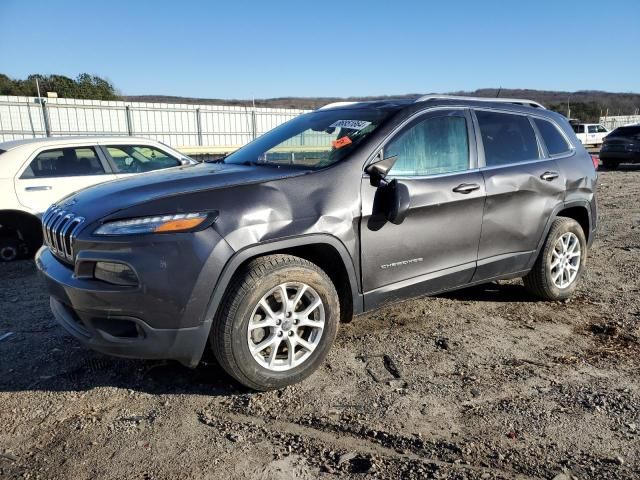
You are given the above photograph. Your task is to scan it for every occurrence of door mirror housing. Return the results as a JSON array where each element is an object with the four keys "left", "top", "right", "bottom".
[
  {"left": 385, "top": 179, "right": 410, "bottom": 225},
  {"left": 366, "top": 154, "right": 398, "bottom": 185}
]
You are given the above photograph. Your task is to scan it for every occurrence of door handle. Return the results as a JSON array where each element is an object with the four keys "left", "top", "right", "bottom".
[
  {"left": 540, "top": 171, "right": 559, "bottom": 181},
  {"left": 25, "top": 186, "right": 52, "bottom": 192},
  {"left": 452, "top": 183, "right": 480, "bottom": 194}
]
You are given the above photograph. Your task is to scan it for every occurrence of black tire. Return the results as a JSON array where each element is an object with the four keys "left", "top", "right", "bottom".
[
  {"left": 523, "top": 217, "right": 587, "bottom": 301},
  {"left": 0, "top": 239, "right": 19, "bottom": 262},
  {"left": 602, "top": 159, "right": 619, "bottom": 170},
  {"left": 210, "top": 254, "right": 339, "bottom": 391}
]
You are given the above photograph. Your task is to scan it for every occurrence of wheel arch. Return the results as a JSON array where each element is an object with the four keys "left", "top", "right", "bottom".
[
  {"left": 0, "top": 209, "right": 43, "bottom": 251},
  {"left": 203, "top": 234, "right": 363, "bottom": 328},
  {"left": 527, "top": 200, "right": 593, "bottom": 270}
]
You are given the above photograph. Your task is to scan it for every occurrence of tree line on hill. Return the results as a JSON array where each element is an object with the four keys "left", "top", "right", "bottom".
[
  {"left": 2, "top": 73, "right": 638, "bottom": 122},
  {"left": 0, "top": 73, "right": 118, "bottom": 100}
]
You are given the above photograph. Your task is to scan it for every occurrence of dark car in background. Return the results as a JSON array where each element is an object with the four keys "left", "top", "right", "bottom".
[
  {"left": 600, "top": 125, "right": 640, "bottom": 169},
  {"left": 36, "top": 96, "right": 598, "bottom": 391}
]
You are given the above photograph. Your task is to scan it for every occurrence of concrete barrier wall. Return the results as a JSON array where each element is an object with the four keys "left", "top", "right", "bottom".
[{"left": 0, "top": 96, "right": 309, "bottom": 153}]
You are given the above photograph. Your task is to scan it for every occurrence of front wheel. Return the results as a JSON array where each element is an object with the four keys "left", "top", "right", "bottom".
[
  {"left": 524, "top": 217, "right": 587, "bottom": 301},
  {"left": 210, "top": 254, "right": 339, "bottom": 391}
]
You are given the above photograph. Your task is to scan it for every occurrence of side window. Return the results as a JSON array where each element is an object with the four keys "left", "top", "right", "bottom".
[
  {"left": 597, "top": 125, "right": 608, "bottom": 133},
  {"left": 475, "top": 111, "right": 540, "bottom": 167},
  {"left": 572, "top": 124, "right": 585, "bottom": 134},
  {"left": 21, "top": 147, "right": 105, "bottom": 178},
  {"left": 106, "top": 145, "right": 181, "bottom": 173},
  {"left": 587, "top": 125, "right": 598, "bottom": 134},
  {"left": 533, "top": 118, "right": 571, "bottom": 156},
  {"left": 386, "top": 115, "right": 469, "bottom": 176}
]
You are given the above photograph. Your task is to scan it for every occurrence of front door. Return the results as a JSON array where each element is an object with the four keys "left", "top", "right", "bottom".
[{"left": 360, "top": 109, "right": 485, "bottom": 308}]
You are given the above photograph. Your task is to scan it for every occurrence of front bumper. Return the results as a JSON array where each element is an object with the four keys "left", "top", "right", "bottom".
[
  {"left": 48, "top": 295, "right": 212, "bottom": 367},
  {"left": 35, "top": 229, "right": 235, "bottom": 367}
]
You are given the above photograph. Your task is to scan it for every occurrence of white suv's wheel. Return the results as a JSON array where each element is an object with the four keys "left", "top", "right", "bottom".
[{"left": 211, "top": 254, "right": 339, "bottom": 390}]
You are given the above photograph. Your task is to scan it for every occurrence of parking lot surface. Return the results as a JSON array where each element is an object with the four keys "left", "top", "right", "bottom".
[{"left": 1, "top": 168, "right": 639, "bottom": 479}]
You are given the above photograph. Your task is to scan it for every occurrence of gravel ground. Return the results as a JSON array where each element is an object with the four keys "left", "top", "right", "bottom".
[{"left": 1, "top": 168, "right": 639, "bottom": 480}]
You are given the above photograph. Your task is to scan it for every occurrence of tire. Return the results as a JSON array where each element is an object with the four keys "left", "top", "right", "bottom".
[
  {"left": 524, "top": 217, "right": 587, "bottom": 301},
  {"left": 0, "top": 239, "right": 19, "bottom": 262},
  {"left": 211, "top": 254, "right": 339, "bottom": 391},
  {"left": 602, "top": 159, "right": 619, "bottom": 170}
]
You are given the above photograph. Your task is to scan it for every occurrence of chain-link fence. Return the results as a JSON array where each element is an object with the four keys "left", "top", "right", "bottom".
[{"left": 0, "top": 96, "right": 309, "bottom": 153}]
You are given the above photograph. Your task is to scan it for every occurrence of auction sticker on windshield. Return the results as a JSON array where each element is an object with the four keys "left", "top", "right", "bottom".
[{"left": 329, "top": 120, "right": 372, "bottom": 130}]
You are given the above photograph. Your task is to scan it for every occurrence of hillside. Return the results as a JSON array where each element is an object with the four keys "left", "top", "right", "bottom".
[{"left": 125, "top": 89, "right": 640, "bottom": 122}]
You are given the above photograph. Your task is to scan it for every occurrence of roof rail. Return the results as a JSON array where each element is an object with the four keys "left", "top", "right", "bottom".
[
  {"left": 317, "top": 101, "right": 359, "bottom": 110},
  {"left": 415, "top": 95, "right": 545, "bottom": 109}
]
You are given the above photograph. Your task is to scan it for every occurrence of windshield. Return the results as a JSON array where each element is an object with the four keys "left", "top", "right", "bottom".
[{"left": 223, "top": 108, "right": 396, "bottom": 169}]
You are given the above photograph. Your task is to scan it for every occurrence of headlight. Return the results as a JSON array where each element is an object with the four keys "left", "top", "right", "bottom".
[{"left": 94, "top": 212, "right": 210, "bottom": 236}]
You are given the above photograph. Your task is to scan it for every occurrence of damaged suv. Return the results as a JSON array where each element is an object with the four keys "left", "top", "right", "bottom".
[{"left": 37, "top": 96, "right": 598, "bottom": 390}]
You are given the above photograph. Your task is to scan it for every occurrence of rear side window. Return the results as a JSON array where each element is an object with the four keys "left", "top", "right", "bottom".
[
  {"left": 386, "top": 114, "right": 469, "bottom": 176},
  {"left": 533, "top": 118, "right": 571, "bottom": 156},
  {"left": 21, "top": 147, "right": 105, "bottom": 178},
  {"left": 106, "top": 145, "right": 181, "bottom": 173},
  {"left": 475, "top": 111, "right": 540, "bottom": 167},
  {"left": 572, "top": 124, "right": 585, "bottom": 134}
]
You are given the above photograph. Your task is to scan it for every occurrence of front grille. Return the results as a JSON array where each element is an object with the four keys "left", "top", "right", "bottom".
[{"left": 42, "top": 206, "right": 85, "bottom": 262}]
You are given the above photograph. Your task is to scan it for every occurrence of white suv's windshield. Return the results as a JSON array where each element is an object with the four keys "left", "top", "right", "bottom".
[{"left": 223, "top": 107, "right": 397, "bottom": 169}]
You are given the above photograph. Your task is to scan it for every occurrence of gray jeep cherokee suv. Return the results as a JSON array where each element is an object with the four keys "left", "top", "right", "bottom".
[{"left": 37, "top": 96, "right": 598, "bottom": 390}]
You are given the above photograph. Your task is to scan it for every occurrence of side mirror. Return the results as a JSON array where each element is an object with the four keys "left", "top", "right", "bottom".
[
  {"left": 365, "top": 154, "right": 398, "bottom": 185},
  {"left": 385, "top": 179, "right": 410, "bottom": 225}
]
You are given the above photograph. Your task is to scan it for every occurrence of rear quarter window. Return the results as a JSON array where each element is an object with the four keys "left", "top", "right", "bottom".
[{"left": 533, "top": 118, "right": 571, "bottom": 156}]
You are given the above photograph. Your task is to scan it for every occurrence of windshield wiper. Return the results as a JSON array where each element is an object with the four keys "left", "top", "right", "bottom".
[{"left": 204, "top": 154, "right": 227, "bottom": 163}]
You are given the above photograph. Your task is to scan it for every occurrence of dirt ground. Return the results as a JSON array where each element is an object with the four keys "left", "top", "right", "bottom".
[{"left": 1, "top": 168, "right": 639, "bottom": 480}]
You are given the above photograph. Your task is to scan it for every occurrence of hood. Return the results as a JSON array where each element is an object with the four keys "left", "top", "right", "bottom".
[{"left": 55, "top": 162, "right": 306, "bottom": 220}]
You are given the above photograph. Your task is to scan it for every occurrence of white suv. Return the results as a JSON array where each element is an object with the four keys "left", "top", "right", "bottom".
[
  {"left": 571, "top": 123, "right": 609, "bottom": 147},
  {"left": 0, "top": 136, "right": 195, "bottom": 261}
]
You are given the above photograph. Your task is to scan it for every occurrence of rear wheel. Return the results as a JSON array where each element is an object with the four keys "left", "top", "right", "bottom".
[
  {"left": 524, "top": 217, "right": 587, "bottom": 300},
  {"left": 211, "top": 254, "right": 339, "bottom": 391}
]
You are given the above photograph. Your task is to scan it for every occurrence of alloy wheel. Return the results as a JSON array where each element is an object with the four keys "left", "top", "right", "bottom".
[
  {"left": 550, "top": 232, "right": 581, "bottom": 289},
  {"left": 247, "top": 282, "right": 325, "bottom": 371}
]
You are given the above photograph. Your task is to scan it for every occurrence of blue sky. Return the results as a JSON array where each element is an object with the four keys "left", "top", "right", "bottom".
[{"left": 1, "top": 0, "right": 638, "bottom": 98}]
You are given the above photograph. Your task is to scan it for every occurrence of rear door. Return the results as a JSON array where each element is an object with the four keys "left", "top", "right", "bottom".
[
  {"left": 360, "top": 109, "right": 485, "bottom": 306},
  {"left": 15, "top": 145, "right": 116, "bottom": 214},
  {"left": 472, "top": 110, "right": 566, "bottom": 281}
]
